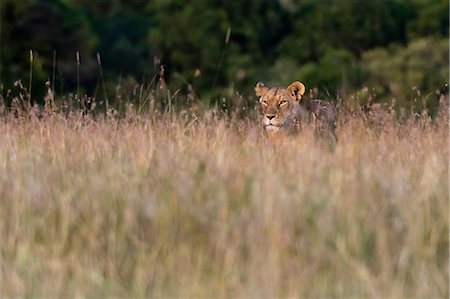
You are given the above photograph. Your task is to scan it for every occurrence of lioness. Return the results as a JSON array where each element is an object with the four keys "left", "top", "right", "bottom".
[{"left": 255, "top": 81, "right": 337, "bottom": 141}]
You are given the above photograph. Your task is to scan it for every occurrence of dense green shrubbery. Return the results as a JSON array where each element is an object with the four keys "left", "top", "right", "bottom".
[
  {"left": 363, "top": 37, "right": 448, "bottom": 110},
  {"left": 1, "top": 0, "right": 448, "bottom": 112}
]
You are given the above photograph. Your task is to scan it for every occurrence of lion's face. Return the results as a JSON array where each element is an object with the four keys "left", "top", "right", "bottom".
[{"left": 255, "top": 81, "right": 307, "bottom": 136}]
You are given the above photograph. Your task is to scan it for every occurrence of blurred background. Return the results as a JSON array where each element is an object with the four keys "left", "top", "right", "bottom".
[{"left": 1, "top": 0, "right": 448, "bottom": 113}]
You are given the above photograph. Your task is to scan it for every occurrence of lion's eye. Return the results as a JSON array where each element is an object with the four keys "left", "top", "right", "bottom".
[
  {"left": 279, "top": 100, "right": 287, "bottom": 107},
  {"left": 261, "top": 101, "right": 268, "bottom": 107}
]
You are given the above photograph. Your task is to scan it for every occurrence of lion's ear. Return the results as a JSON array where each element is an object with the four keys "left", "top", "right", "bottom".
[
  {"left": 255, "top": 82, "right": 269, "bottom": 97},
  {"left": 287, "top": 81, "right": 306, "bottom": 102}
]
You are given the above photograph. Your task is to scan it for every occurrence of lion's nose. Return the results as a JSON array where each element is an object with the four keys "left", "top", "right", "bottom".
[{"left": 266, "top": 114, "right": 275, "bottom": 120}]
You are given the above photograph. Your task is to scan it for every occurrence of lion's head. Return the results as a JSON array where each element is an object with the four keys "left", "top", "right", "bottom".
[{"left": 255, "top": 81, "right": 308, "bottom": 138}]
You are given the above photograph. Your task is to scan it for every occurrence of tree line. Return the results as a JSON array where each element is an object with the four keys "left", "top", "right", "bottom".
[{"left": 1, "top": 0, "right": 448, "bottom": 113}]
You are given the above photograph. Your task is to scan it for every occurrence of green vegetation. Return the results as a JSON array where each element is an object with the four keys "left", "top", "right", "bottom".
[{"left": 1, "top": 0, "right": 448, "bottom": 112}]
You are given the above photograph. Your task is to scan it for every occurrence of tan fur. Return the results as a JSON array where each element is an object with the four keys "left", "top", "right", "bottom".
[{"left": 255, "top": 81, "right": 337, "bottom": 142}]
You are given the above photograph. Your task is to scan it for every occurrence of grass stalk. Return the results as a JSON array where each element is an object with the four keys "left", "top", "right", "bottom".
[
  {"left": 212, "top": 27, "right": 231, "bottom": 91},
  {"left": 28, "top": 50, "right": 33, "bottom": 106},
  {"left": 97, "top": 52, "right": 109, "bottom": 112},
  {"left": 76, "top": 51, "right": 80, "bottom": 100},
  {"left": 52, "top": 50, "right": 56, "bottom": 99}
]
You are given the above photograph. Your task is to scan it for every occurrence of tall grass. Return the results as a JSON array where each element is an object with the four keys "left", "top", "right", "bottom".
[{"left": 0, "top": 96, "right": 448, "bottom": 298}]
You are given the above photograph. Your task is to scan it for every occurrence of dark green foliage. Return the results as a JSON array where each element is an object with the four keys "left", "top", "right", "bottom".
[
  {"left": 363, "top": 37, "right": 449, "bottom": 112},
  {"left": 0, "top": 0, "right": 448, "bottom": 112}
]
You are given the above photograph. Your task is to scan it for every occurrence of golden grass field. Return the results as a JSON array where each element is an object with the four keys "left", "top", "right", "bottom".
[{"left": 0, "top": 100, "right": 448, "bottom": 298}]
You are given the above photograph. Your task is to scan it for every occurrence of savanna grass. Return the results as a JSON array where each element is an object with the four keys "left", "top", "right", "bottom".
[{"left": 0, "top": 102, "right": 448, "bottom": 298}]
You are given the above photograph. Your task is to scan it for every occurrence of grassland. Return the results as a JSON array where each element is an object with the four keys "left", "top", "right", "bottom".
[{"left": 0, "top": 100, "right": 448, "bottom": 298}]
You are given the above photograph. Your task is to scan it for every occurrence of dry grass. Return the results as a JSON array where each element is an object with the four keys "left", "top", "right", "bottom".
[{"left": 0, "top": 102, "right": 448, "bottom": 298}]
